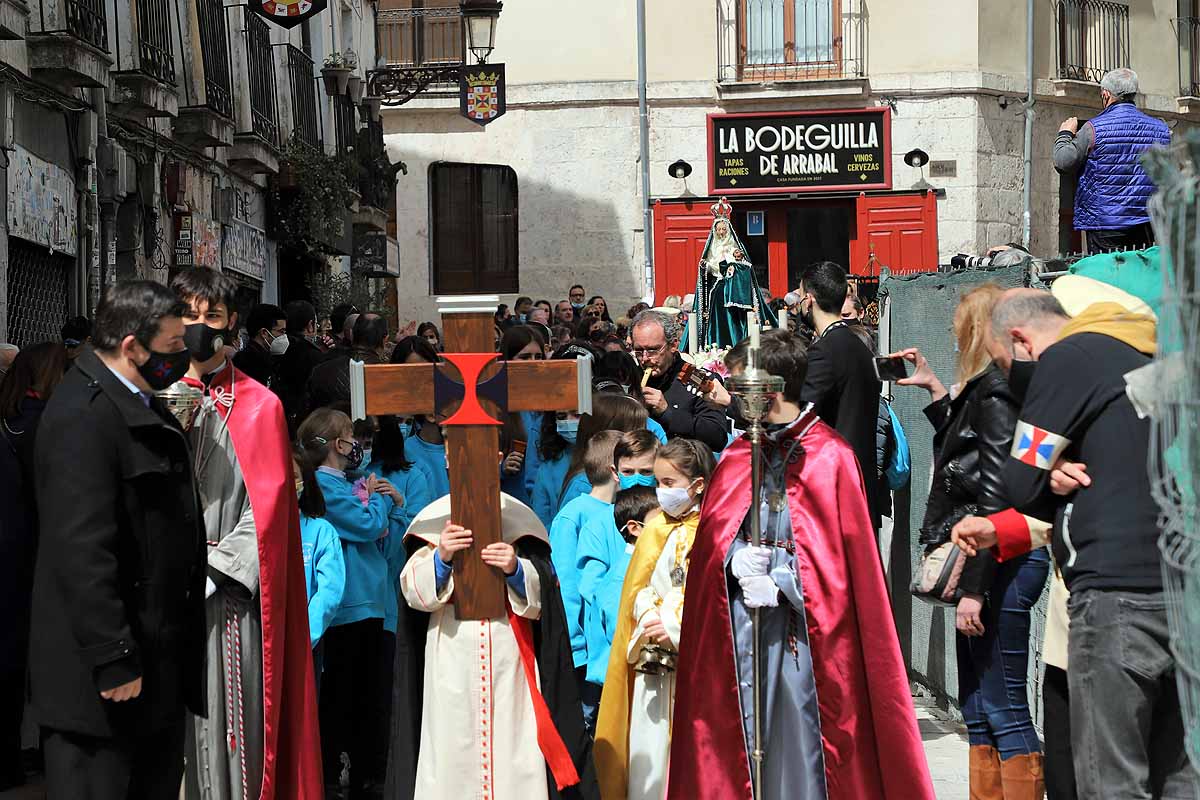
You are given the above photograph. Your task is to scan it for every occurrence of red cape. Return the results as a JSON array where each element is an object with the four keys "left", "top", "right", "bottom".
[
  {"left": 202, "top": 366, "right": 324, "bottom": 798},
  {"left": 667, "top": 416, "right": 934, "bottom": 800}
]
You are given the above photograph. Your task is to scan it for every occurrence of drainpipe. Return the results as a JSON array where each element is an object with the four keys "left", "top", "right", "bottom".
[
  {"left": 1021, "top": 0, "right": 1034, "bottom": 248},
  {"left": 637, "top": 0, "right": 654, "bottom": 301}
]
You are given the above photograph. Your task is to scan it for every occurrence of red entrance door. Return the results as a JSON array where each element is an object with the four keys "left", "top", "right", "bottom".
[
  {"left": 848, "top": 191, "right": 940, "bottom": 276},
  {"left": 652, "top": 192, "right": 939, "bottom": 303}
]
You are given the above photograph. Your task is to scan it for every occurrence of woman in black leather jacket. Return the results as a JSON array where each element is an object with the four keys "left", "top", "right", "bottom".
[{"left": 895, "top": 284, "right": 1049, "bottom": 800}]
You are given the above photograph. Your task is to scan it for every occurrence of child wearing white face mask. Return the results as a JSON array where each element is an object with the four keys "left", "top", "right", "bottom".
[{"left": 594, "top": 437, "right": 716, "bottom": 800}]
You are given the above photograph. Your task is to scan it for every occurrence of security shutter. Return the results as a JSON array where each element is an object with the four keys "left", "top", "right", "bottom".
[{"left": 6, "top": 239, "right": 72, "bottom": 348}]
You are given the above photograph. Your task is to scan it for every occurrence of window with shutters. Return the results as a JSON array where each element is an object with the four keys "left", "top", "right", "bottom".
[
  {"left": 429, "top": 162, "right": 519, "bottom": 295},
  {"left": 719, "top": 0, "right": 867, "bottom": 83}
]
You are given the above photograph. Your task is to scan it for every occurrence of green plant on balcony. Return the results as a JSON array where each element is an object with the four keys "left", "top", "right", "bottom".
[{"left": 270, "top": 137, "right": 354, "bottom": 252}]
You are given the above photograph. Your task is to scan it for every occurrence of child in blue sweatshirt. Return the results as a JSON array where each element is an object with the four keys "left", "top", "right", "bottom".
[
  {"left": 576, "top": 430, "right": 661, "bottom": 691},
  {"left": 292, "top": 450, "right": 345, "bottom": 697},
  {"left": 405, "top": 416, "right": 451, "bottom": 501},
  {"left": 298, "top": 408, "right": 399, "bottom": 797},
  {"left": 549, "top": 429, "right": 622, "bottom": 730}
]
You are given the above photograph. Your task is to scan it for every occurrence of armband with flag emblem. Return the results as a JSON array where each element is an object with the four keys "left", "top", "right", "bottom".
[{"left": 1011, "top": 421, "right": 1070, "bottom": 470}]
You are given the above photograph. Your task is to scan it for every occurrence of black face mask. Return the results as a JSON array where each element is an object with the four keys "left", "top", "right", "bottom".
[
  {"left": 1007, "top": 359, "right": 1037, "bottom": 405},
  {"left": 340, "top": 439, "right": 365, "bottom": 471},
  {"left": 138, "top": 347, "right": 191, "bottom": 391},
  {"left": 184, "top": 323, "right": 229, "bottom": 362}
]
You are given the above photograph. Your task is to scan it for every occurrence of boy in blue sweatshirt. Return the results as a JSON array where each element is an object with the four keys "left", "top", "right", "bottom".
[
  {"left": 549, "top": 429, "right": 622, "bottom": 730},
  {"left": 576, "top": 430, "right": 661, "bottom": 697},
  {"left": 298, "top": 408, "right": 400, "bottom": 797}
]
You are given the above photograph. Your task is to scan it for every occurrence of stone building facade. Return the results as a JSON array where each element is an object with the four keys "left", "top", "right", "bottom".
[
  {"left": 381, "top": 0, "right": 1197, "bottom": 322},
  {"left": 0, "top": 0, "right": 389, "bottom": 346}
]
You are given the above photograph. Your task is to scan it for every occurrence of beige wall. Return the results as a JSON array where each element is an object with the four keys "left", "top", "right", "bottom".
[{"left": 871, "top": 0, "right": 982, "bottom": 75}]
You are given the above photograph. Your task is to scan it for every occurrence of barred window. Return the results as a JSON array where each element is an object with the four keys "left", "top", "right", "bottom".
[{"left": 429, "top": 162, "right": 518, "bottom": 295}]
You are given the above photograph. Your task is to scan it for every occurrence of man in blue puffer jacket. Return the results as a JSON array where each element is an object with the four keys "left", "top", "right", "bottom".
[{"left": 1053, "top": 67, "right": 1171, "bottom": 254}]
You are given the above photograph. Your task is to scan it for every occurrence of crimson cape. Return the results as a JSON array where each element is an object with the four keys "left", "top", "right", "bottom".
[
  {"left": 205, "top": 366, "right": 324, "bottom": 797},
  {"left": 667, "top": 418, "right": 934, "bottom": 800}
]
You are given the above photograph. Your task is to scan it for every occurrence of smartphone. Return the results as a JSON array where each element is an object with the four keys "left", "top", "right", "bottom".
[
  {"left": 874, "top": 356, "right": 909, "bottom": 383},
  {"left": 511, "top": 439, "right": 527, "bottom": 457}
]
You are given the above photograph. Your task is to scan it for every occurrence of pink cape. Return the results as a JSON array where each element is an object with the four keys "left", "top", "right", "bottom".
[
  {"left": 198, "top": 367, "right": 324, "bottom": 798},
  {"left": 667, "top": 417, "right": 934, "bottom": 800}
]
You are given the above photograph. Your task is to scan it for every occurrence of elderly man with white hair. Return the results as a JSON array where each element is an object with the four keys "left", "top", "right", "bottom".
[{"left": 1053, "top": 67, "right": 1171, "bottom": 254}]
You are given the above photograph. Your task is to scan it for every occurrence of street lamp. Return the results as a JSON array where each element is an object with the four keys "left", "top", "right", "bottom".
[{"left": 461, "top": 0, "right": 503, "bottom": 64}]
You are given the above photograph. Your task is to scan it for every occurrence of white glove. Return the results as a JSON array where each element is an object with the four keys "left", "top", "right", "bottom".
[
  {"left": 205, "top": 577, "right": 217, "bottom": 599},
  {"left": 731, "top": 545, "right": 772, "bottom": 579},
  {"left": 740, "top": 575, "right": 779, "bottom": 609}
]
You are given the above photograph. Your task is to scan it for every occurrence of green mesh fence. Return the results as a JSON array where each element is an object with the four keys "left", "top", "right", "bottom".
[
  {"left": 1145, "top": 136, "right": 1200, "bottom": 771},
  {"left": 878, "top": 264, "right": 1049, "bottom": 722}
]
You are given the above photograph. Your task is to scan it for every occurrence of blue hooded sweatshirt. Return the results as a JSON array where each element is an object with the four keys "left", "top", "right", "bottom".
[
  {"left": 300, "top": 514, "right": 346, "bottom": 646},
  {"left": 316, "top": 467, "right": 393, "bottom": 627},
  {"left": 549, "top": 493, "right": 613, "bottom": 668},
  {"left": 365, "top": 459, "right": 435, "bottom": 633},
  {"left": 405, "top": 430, "right": 451, "bottom": 501},
  {"left": 576, "top": 513, "right": 632, "bottom": 685}
]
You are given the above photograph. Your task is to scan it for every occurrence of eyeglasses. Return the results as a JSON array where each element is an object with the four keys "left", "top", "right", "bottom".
[{"left": 630, "top": 342, "right": 668, "bottom": 359}]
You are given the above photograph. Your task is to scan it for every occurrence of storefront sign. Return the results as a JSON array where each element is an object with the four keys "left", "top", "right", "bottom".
[
  {"left": 707, "top": 108, "right": 891, "bottom": 195},
  {"left": 174, "top": 212, "right": 222, "bottom": 269},
  {"left": 8, "top": 144, "right": 78, "bottom": 256},
  {"left": 223, "top": 221, "right": 267, "bottom": 281}
]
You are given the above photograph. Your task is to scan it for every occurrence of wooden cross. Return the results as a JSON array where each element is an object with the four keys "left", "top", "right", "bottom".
[{"left": 350, "top": 295, "right": 592, "bottom": 620}]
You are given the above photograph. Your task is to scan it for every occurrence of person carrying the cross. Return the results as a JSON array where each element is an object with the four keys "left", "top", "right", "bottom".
[{"left": 386, "top": 493, "right": 598, "bottom": 800}]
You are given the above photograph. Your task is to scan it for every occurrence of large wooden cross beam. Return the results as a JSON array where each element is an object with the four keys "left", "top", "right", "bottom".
[{"left": 350, "top": 295, "right": 591, "bottom": 620}]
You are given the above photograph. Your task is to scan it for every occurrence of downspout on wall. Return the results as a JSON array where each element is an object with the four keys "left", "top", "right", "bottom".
[
  {"left": 1022, "top": 0, "right": 1035, "bottom": 248},
  {"left": 637, "top": 0, "right": 654, "bottom": 301}
]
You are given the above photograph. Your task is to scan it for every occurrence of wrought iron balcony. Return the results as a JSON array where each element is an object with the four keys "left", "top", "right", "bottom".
[
  {"left": 191, "top": 0, "right": 231, "bottom": 116},
  {"left": 135, "top": 0, "right": 174, "bottom": 83},
  {"left": 369, "top": 4, "right": 465, "bottom": 106},
  {"left": 286, "top": 44, "right": 320, "bottom": 148},
  {"left": 243, "top": 8, "right": 278, "bottom": 145},
  {"left": 717, "top": 0, "right": 868, "bottom": 84},
  {"left": 62, "top": 0, "right": 107, "bottom": 50},
  {"left": 1180, "top": 16, "right": 1200, "bottom": 97},
  {"left": 1055, "top": 0, "right": 1129, "bottom": 83}
]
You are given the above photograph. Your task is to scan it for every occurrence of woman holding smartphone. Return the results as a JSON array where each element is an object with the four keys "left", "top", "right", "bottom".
[{"left": 892, "top": 283, "right": 1049, "bottom": 799}]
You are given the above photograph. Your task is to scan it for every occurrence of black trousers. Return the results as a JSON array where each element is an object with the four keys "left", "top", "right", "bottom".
[
  {"left": 42, "top": 719, "right": 185, "bottom": 800},
  {"left": 374, "top": 630, "right": 396, "bottom": 782},
  {"left": 1085, "top": 223, "right": 1155, "bottom": 254},
  {"left": 1043, "top": 664, "right": 1076, "bottom": 800},
  {"left": 319, "top": 618, "right": 382, "bottom": 793}
]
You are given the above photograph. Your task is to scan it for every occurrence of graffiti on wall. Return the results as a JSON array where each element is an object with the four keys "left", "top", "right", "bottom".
[
  {"left": 224, "top": 221, "right": 266, "bottom": 281},
  {"left": 8, "top": 145, "right": 78, "bottom": 256},
  {"left": 174, "top": 212, "right": 222, "bottom": 269}
]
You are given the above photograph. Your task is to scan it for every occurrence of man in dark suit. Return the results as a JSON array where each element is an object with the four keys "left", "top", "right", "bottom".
[
  {"left": 30, "top": 281, "right": 207, "bottom": 797},
  {"left": 798, "top": 261, "right": 883, "bottom": 527}
]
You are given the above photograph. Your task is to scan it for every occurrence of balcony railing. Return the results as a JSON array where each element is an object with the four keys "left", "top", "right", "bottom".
[
  {"left": 196, "top": 0, "right": 232, "bottom": 116},
  {"left": 334, "top": 92, "right": 357, "bottom": 154},
  {"left": 136, "top": 0, "right": 175, "bottom": 83},
  {"left": 243, "top": 8, "right": 279, "bottom": 145},
  {"left": 378, "top": 5, "right": 463, "bottom": 93},
  {"left": 286, "top": 45, "right": 320, "bottom": 149},
  {"left": 718, "top": 0, "right": 867, "bottom": 84},
  {"left": 38, "top": 0, "right": 108, "bottom": 50},
  {"left": 1055, "top": 0, "right": 1129, "bottom": 83},
  {"left": 1180, "top": 17, "right": 1200, "bottom": 97}
]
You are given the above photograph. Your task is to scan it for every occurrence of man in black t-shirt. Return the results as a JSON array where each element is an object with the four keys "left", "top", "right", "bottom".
[{"left": 955, "top": 287, "right": 1196, "bottom": 797}]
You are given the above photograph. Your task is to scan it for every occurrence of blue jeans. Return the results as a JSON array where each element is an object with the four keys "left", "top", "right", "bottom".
[{"left": 958, "top": 548, "right": 1049, "bottom": 759}]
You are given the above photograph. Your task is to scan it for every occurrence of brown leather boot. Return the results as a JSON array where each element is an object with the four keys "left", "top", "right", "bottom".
[
  {"left": 969, "top": 745, "right": 1003, "bottom": 800},
  {"left": 999, "top": 752, "right": 1045, "bottom": 800}
]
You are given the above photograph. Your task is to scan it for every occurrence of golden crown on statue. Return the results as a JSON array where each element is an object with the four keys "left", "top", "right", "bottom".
[
  {"left": 465, "top": 70, "right": 500, "bottom": 87},
  {"left": 710, "top": 196, "right": 733, "bottom": 221}
]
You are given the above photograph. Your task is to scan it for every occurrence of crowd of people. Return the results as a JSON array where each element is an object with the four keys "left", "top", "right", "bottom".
[{"left": 0, "top": 66, "right": 1192, "bottom": 798}]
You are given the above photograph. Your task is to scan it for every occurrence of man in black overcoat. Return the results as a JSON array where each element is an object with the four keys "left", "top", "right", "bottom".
[
  {"left": 29, "top": 281, "right": 207, "bottom": 798},
  {"left": 798, "top": 261, "right": 884, "bottom": 528}
]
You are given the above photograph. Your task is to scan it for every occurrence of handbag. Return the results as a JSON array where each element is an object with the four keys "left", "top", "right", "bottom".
[{"left": 910, "top": 542, "right": 966, "bottom": 606}]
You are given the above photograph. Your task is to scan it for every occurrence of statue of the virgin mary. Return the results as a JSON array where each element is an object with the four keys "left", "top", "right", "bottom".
[{"left": 693, "top": 198, "right": 778, "bottom": 350}]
